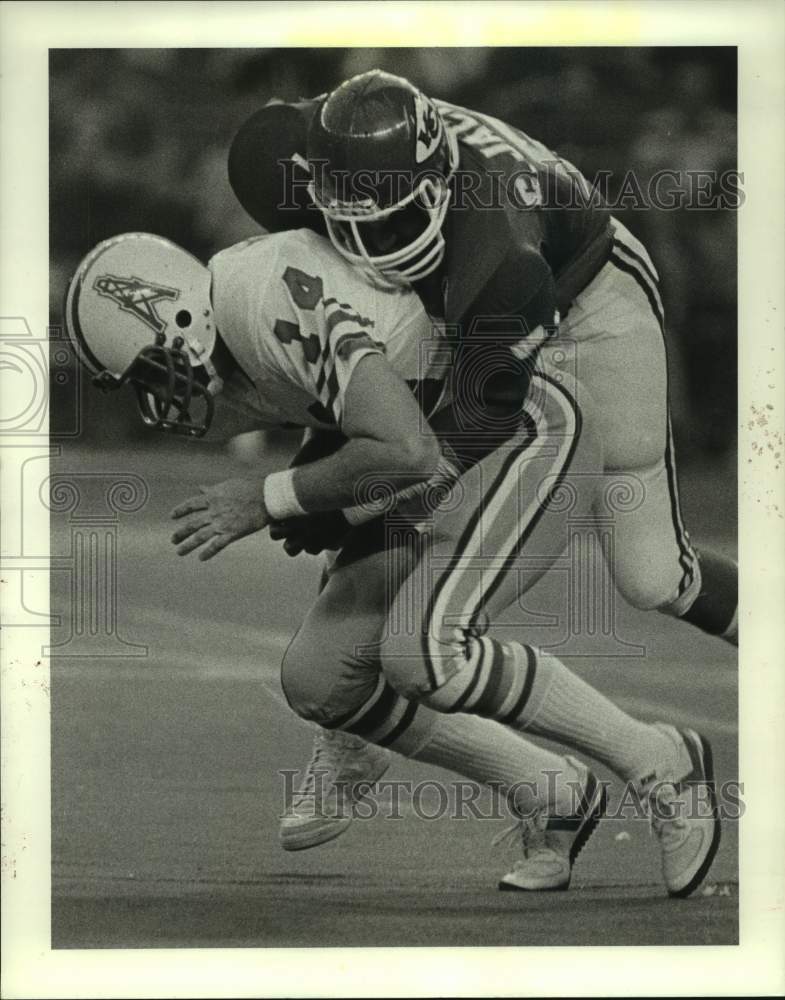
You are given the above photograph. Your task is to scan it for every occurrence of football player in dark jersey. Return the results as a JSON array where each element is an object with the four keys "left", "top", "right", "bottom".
[{"left": 227, "top": 73, "right": 737, "bottom": 880}]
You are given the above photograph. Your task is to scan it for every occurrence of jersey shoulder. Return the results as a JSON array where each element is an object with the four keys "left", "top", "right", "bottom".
[
  {"left": 442, "top": 160, "right": 550, "bottom": 330},
  {"left": 210, "top": 230, "right": 420, "bottom": 427},
  {"left": 436, "top": 99, "right": 609, "bottom": 327}
]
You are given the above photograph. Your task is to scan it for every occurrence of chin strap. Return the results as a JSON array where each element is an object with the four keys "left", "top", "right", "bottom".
[{"left": 183, "top": 333, "right": 224, "bottom": 398}]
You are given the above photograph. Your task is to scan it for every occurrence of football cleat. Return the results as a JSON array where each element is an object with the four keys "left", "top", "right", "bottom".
[
  {"left": 497, "top": 757, "right": 607, "bottom": 892},
  {"left": 645, "top": 724, "right": 721, "bottom": 898},
  {"left": 279, "top": 728, "right": 391, "bottom": 851}
]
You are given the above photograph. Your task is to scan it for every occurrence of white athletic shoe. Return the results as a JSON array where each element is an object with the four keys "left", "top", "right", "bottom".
[
  {"left": 645, "top": 724, "right": 721, "bottom": 898},
  {"left": 279, "top": 729, "right": 391, "bottom": 851},
  {"left": 497, "top": 757, "right": 607, "bottom": 892}
]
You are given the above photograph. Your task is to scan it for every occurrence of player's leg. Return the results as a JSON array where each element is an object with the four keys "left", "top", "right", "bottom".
[
  {"left": 576, "top": 219, "right": 737, "bottom": 643},
  {"left": 279, "top": 525, "right": 596, "bottom": 878},
  {"left": 380, "top": 372, "right": 719, "bottom": 896}
]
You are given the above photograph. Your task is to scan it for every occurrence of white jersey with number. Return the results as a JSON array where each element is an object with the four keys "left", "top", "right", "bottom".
[{"left": 209, "top": 230, "right": 447, "bottom": 430}]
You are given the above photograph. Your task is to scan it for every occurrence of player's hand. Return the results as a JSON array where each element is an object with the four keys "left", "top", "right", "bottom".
[
  {"left": 170, "top": 476, "right": 270, "bottom": 561},
  {"left": 268, "top": 511, "right": 351, "bottom": 557}
]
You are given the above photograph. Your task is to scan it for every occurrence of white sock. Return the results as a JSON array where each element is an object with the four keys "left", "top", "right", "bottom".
[
  {"left": 512, "top": 646, "right": 681, "bottom": 784},
  {"left": 411, "top": 711, "right": 580, "bottom": 816}
]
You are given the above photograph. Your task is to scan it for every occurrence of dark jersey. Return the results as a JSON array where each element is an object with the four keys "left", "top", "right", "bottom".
[
  {"left": 434, "top": 99, "right": 612, "bottom": 334},
  {"left": 227, "top": 96, "right": 612, "bottom": 463},
  {"left": 227, "top": 96, "right": 612, "bottom": 335}
]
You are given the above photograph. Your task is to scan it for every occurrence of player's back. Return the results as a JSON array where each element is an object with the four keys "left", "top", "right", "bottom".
[
  {"left": 209, "top": 229, "right": 447, "bottom": 429},
  {"left": 227, "top": 95, "right": 613, "bottom": 329},
  {"left": 435, "top": 100, "right": 613, "bottom": 324}
]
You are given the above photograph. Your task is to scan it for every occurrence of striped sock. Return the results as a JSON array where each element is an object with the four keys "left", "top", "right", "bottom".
[
  {"left": 326, "top": 674, "right": 578, "bottom": 815},
  {"left": 323, "top": 675, "right": 435, "bottom": 756},
  {"left": 509, "top": 646, "right": 682, "bottom": 783},
  {"left": 424, "top": 638, "right": 680, "bottom": 783}
]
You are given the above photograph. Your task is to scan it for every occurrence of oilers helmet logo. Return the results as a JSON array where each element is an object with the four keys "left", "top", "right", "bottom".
[
  {"left": 414, "top": 93, "right": 443, "bottom": 164},
  {"left": 93, "top": 274, "right": 179, "bottom": 335}
]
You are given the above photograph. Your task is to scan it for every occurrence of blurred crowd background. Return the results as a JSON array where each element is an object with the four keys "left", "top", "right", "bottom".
[{"left": 50, "top": 47, "right": 737, "bottom": 458}]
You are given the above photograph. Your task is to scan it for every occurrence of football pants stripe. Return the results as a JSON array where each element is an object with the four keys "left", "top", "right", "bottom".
[
  {"left": 419, "top": 412, "right": 542, "bottom": 688},
  {"left": 609, "top": 248, "right": 696, "bottom": 599},
  {"left": 422, "top": 374, "right": 580, "bottom": 696},
  {"left": 609, "top": 251, "right": 665, "bottom": 333},
  {"left": 664, "top": 417, "right": 698, "bottom": 596},
  {"left": 480, "top": 374, "right": 582, "bottom": 612}
]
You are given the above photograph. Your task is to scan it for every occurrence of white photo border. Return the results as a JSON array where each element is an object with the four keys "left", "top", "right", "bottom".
[{"left": 1, "top": 1, "right": 784, "bottom": 996}]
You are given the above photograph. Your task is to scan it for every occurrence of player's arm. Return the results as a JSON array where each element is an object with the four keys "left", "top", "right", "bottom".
[
  {"left": 442, "top": 249, "right": 557, "bottom": 468},
  {"left": 171, "top": 353, "right": 439, "bottom": 561},
  {"left": 275, "top": 352, "right": 440, "bottom": 514}
]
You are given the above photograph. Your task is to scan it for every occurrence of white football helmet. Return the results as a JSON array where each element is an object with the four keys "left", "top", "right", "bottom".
[{"left": 64, "top": 232, "right": 223, "bottom": 436}]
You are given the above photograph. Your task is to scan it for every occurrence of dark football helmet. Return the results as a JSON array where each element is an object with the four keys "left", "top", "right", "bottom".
[{"left": 306, "top": 70, "right": 458, "bottom": 288}]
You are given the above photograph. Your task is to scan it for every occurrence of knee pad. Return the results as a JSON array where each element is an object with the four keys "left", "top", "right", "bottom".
[
  {"left": 280, "top": 632, "right": 382, "bottom": 728},
  {"left": 279, "top": 638, "right": 327, "bottom": 723}
]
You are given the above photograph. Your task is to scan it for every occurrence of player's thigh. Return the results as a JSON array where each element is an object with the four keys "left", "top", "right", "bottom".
[
  {"left": 600, "top": 448, "right": 698, "bottom": 611},
  {"left": 557, "top": 222, "right": 697, "bottom": 608},
  {"left": 557, "top": 220, "right": 668, "bottom": 471},
  {"left": 281, "top": 536, "right": 415, "bottom": 723},
  {"left": 382, "top": 372, "right": 603, "bottom": 696}
]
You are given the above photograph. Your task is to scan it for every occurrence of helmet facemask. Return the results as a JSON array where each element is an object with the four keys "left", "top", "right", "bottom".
[
  {"left": 312, "top": 172, "right": 453, "bottom": 289},
  {"left": 123, "top": 333, "right": 217, "bottom": 437}
]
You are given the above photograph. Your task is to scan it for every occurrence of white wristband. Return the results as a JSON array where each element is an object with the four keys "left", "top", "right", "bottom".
[{"left": 263, "top": 469, "right": 307, "bottom": 520}]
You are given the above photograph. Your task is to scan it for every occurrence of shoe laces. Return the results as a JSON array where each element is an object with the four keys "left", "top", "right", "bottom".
[
  {"left": 492, "top": 810, "right": 551, "bottom": 859},
  {"left": 290, "top": 732, "right": 340, "bottom": 807},
  {"left": 648, "top": 781, "right": 688, "bottom": 844}
]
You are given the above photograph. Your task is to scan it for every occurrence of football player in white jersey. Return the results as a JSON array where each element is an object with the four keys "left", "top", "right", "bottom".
[{"left": 65, "top": 228, "right": 721, "bottom": 897}]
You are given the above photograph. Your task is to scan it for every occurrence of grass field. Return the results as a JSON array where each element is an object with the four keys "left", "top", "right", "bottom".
[{"left": 50, "top": 441, "right": 738, "bottom": 948}]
